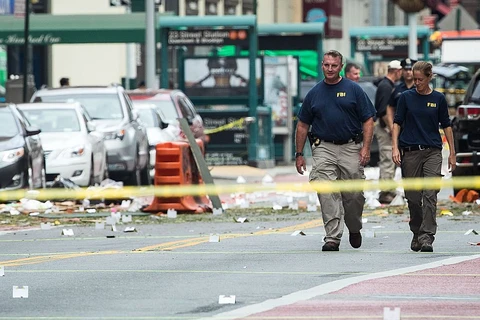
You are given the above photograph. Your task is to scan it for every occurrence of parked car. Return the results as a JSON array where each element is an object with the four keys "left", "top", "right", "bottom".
[
  {"left": 31, "top": 85, "right": 150, "bottom": 186},
  {"left": 18, "top": 102, "right": 108, "bottom": 187},
  {"left": 0, "top": 103, "right": 45, "bottom": 191},
  {"left": 126, "top": 89, "right": 208, "bottom": 144},
  {"left": 432, "top": 63, "right": 471, "bottom": 114},
  {"left": 451, "top": 68, "right": 480, "bottom": 195},
  {"left": 133, "top": 103, "right": 172, "bottom": 182}
]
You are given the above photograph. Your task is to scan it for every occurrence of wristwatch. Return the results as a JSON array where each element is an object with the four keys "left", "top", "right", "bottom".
[{"left": 295, "top": 152, "right": 304, "bottom": 158}]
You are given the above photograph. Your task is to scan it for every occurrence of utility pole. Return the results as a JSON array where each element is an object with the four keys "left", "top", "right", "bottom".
[
  {"left": 145, "top": 0, "right": 157, "bottom": 89},
  {"left": 22, "top": 0, "right": 30, "bottom": 102}
]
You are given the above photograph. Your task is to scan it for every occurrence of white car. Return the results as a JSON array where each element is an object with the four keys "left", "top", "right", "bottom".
[
  {"left": 133, "top": 102, "right": 182, "bottom": 181},
  {"left": 18, "top": 102, "right": 108, "bottom": 187}
]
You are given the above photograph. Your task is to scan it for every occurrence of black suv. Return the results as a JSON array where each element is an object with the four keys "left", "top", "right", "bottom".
[{"left": 451, "top": 68, "right": 480, "bottom": 194}]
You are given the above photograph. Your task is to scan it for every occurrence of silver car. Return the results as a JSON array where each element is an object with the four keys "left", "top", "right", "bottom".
[
  {"left": 18, "top": 102, "right": 108, "bottom": 187},
  {"left": 31, "top": 85, "right": 149, "bottom": 186}
]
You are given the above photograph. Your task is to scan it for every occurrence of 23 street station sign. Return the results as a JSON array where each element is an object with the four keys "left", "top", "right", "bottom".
[{"left": 167, "top": 29, "right": 248, "bottom": 46}]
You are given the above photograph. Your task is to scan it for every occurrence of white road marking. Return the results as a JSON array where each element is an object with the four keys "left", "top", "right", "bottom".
[{"left": 197, "top": 254, "right": 480, "bottom": 320}]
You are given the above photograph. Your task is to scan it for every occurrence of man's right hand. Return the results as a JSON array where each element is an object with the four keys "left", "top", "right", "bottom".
[{"left": 296, "top": 156, "right": 307, "bottom": 175}]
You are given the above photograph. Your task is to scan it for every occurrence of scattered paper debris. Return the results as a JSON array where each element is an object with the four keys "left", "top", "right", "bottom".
[
  {"left": 465, "top": 229, "right": 478, "bottom": 235},
  {"left": 362, "top": 218, "right": 368, "bottom": 224},
  {"left": 364, "top": 229, "right": 375, "bottom": 238},
  {"left": 86, "top": 209, "right": 96, "bottom": 214},
  {"left": 124, "top": 227, "right": 137, "bottom": 233},
  {"left": 468, "top": 242, "right": 480, "bottom": 246},
  {"left": 29, "top": 212, "right": 40, "bottom": 216},
  {"left": 122, "top": 215, "right": 132, "bottom": 223},
  {"left": 95, "top": 221, "right": 105, "bottom": 230},
  {"left": 307, "top": 204, "right": 317, "bottom": 212},
  {"left": 40, "top": 222, "right": 52, "bottom": 230},
  {"left": 291, "top": 230, "right": 306, "bottom": 236},
  {"left": 236, "top": 217, "right": 249, "bottom": 223},
  {"left": 0, "top": 266, "right": 4, "bottom": 277},
  {"left": 213, "top": 208, "right": 223, "bottom": 215},
  {"left": 383, "top": 307, "right": 400, "bottom": 320},
  {"left": 61, "top": 229, "right": 74, "bottom": 236},
  {"left": 10, "top": 209, "right": 20, "bottom": 216},
  {"left": 272, "top": 204, "right": 282, "bottom": 210},
  {"left": 167, "top": 209, "right": 177, "bottom": 219},
  {"left": 462, "top": 211, "right": 473, "bottom": 216},
  {"left": 218, "top": 295, "right": 236, "bottom": 304},
  {"left": 209, "top": 234, "right": 220, "bottom": 242},
  {"left": 111, "top": 225, "right": 117, "bottom": 232},
  {"left": 262, "top": 174, "right": 274, "bottom": 184},
  {"left": 13, "top": 286, "right": 28, "bottom": 298},
  {"left": 236, "top": 176, "right": 246, "bottom": 184}
]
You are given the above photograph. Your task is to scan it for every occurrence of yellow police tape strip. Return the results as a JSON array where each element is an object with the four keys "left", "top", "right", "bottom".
[
  {"left": 1, "top": 176, "right": 479, "bottom": 201},
  {"left": 204, "top": 118, "right": 246, "bottom": 135}
]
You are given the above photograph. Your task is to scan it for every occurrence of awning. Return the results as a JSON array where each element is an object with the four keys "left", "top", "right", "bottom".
[{"left": 0, "top": 13, "right": 148, "bottom": 45}]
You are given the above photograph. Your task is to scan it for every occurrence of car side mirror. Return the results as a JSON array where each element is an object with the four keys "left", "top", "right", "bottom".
[
  {"left": 26, "top": 126, "right": 41, "bottom": 136},
  {"left": 86, "top": 122, "right": 96, "bottom": 132}
]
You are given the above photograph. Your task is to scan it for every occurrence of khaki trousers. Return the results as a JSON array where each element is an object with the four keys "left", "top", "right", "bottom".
[
  {"left": 374, "top": 121, "right": 395, "bottom": 180},
  {"left": 401, "top": 148, "right": 442, "bottom": 245},
  {"left": 310, "top": 141, "right": 365, "bottom": 244}
]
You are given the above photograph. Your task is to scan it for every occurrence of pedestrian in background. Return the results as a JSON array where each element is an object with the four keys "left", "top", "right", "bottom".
[
  {"left": 345, "top": 62, "right": 361, "bottom": 82},
  {"left": 59, "top": 77, "right": 70, "bottom": 87},
  {"left": 374, "top": 60, "right": 403, "bottom": 204},
  {"left": 295, "top": 50, "right": 375, "bottom": 252},
  {"left": 391, "top": 61, "right": 456, "bottom": 253},
  {"left": 386, "top": 58, "right": 416, "bottom": 132}
]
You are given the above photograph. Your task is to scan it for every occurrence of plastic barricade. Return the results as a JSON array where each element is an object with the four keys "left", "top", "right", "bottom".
[{"left": 143, "top": 140, "right": 212, "bottom": 213}]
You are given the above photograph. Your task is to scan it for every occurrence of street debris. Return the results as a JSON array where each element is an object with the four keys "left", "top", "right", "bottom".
[
  {"left": 383, "top": 307, "right": 400, "bottom": 320},
  {"left": 465, "top": 229, "right": 478, "bottom": 235},
  {"left": 12, "top": 286, "right": 28, "bottom": 298},
  {"left": 0, "top": 266, "right": 4, "bottom": 277},
  {"left": 218, "top": 295, "right": 236, "bottom": 304},
  {"left": 61, "top": 229, "right": 74, "bottom": 236},
  {"left": 209, "top": 233, "right": 220, "bottom": 242},
  {"left": 291, "top": 230, "right": 306, "bottom": 236}
]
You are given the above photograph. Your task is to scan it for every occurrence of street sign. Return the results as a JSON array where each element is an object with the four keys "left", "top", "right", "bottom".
[{"left": 168, "top": 29, "right": 248, "bottom": 46}]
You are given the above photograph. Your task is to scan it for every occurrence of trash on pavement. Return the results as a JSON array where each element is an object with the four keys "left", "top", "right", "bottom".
[
  {"left": 123, "top": 227, "right": 137, "bottom": 232},
  {"left": 167, "top": 208, "right": 177, "bottom": 218},
  {"left": 0, "top": 266, "right": 4, "bottom": 277},
  {"left": 468, "top": 242, "right": 480, "bottom": 246},
  {"left": 464, "top": 229, "right": 478, "bottom": 235},
  {"left": 440, "top": 210, "right": 453, "bottom": 216},
  {"left": 61, "top": 229, "right": 74, "bottom": 236},
  {"left": 50, "top": 176, "right": 79, "bottom": 189},
  {"left": 383, "top": 307, "right": 400, "bottom": 320},
  {"left": 235, "top": 217, "right": 249, "bottom": 223},
  {"left": 291, "top": 230, "right": 306, "bottom": 236},
  {"left": 121, "top": 215, "right": 132, "bottom": 223},
  {"left": 40, "top": 222, "right": 52, "bottom": 230},
  {"left": 212, "top": 208, "right": 223, "bottom": 215},
  {"left": 209, "top": 234, "right": 220, "bottom": 242},
  {"left": 12, "top": 286, "right": 28, "bottom": 298},
  {"left": 218, "top": 295, "right": 236, "bottom": 304}
]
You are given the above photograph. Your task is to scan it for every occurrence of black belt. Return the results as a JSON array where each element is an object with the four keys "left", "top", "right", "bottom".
[
  {"left": 402, "top": 145, "right": 433, "bottom": 152},
  {"left": 321, "top": 138, "right": 354, "bottom": 145}
]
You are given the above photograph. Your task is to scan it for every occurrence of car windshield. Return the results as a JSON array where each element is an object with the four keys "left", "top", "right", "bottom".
[
  {"left": 137, "top": 109, "right": 158, "bottom": 128},
  {"left": 132, "top": 100, "right": 178, "bottom": 122},
  {"left": 36, "top": 94, "right": 124, "bottom": 120},
  {"left": 22, "top": 109, "right": 81, "bottom": 133},
  {"left": 0, "top": 108, "right": 19, "bottom": 137}
]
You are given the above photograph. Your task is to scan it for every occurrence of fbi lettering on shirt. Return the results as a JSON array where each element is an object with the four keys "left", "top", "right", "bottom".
[
  {"left": 337, "top": 92, "right": 346, "bottom": 97},
  {"left": 427, "top": 102, "right": 437, "bottom": 108}
]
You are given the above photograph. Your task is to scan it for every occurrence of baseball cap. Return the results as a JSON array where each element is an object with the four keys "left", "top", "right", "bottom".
[
  {"left": 387, "top": 60, "right": 402, "bottom": 70},
  {"left": 401, "top": 58, "right": 417, "bottom": 69}
]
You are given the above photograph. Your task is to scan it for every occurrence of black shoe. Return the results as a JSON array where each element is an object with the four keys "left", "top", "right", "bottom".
[
  {"left": 349, "top": 232, "right": 362, "bottom": 248},
  {"left": 421, "top": 243, "right": 433, "bottom": 252},
  {"left": 322, "top": 242, "right": 339, "bottom": 251},
  {"left": 411, "top": 234, "right": 421, "bottom": 252},
  {"left": 378, "top": 191, "right": 395, "bottom": 204}
]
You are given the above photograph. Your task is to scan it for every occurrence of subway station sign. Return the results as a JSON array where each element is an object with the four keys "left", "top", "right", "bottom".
[{"left": 167, "top": 29, "right": 248, "bottom": 46}]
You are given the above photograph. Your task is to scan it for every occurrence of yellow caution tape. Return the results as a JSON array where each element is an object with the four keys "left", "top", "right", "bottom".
[
  {"left": 204, "top": 118, "right": 246, "bottom": 135},
  {"left": 1, "top": 176, "right": 480, "bottom": 201}
]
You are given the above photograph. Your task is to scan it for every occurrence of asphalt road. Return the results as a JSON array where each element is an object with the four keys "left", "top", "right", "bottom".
[{"left": 1, "top": 207, "right": 479, "bottom": 319}]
